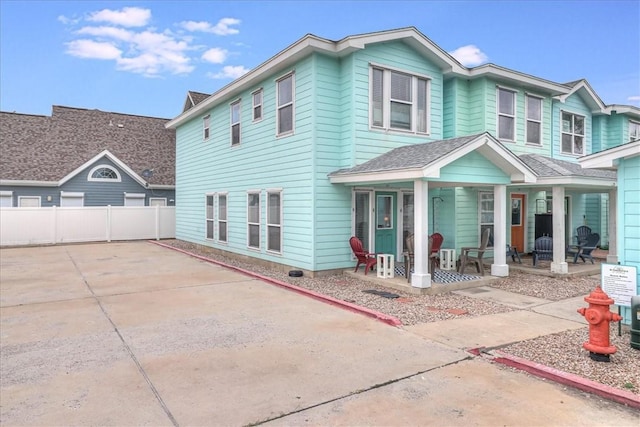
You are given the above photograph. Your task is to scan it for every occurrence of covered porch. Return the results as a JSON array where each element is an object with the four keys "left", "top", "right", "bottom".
[{"left": 330, "top": 133, "right": 537, "bottom": 291}]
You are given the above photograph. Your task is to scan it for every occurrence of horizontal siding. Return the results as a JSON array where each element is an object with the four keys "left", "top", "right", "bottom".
[{"left": 436, "top": 151, "right": 510, "bottom": 184}]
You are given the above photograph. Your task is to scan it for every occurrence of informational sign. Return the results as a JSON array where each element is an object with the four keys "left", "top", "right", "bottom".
[{"left": 601, "top": 264, "right": 638, "bottom": 307}]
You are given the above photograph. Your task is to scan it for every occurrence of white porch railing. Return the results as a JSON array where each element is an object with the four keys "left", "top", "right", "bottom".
[{"left": 0, "top": 206, "right": 175, "bottom": 247}]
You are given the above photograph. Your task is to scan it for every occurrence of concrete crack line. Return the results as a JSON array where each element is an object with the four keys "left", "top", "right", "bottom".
[
  {"left": 65, "top": 249, "right": 180, "bottom": 427},
  {"left": 245, "top": 356, "right": 474, "bottom": 426}
]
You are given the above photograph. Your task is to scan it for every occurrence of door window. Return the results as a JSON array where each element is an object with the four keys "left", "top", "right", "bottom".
[{"left": 377, "top": 195, "right": 393, "bottom": 229}]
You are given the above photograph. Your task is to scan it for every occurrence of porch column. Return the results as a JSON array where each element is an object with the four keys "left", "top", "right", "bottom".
[
  {"left": 551, "top": 186, "right": 568, "bottom": 274},
  {"left": 607, "top": 188, "right": 618, "bottom": 264},
  {"left": 412, "top": 179, "right": 431, "bottom": 288},
  {"left": 491, "top": 184, "right": 508, "bottom": 276}
]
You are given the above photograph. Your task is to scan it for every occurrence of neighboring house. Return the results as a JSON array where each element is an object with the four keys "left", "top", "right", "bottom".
[
  {"left": 166, "top": 27, "right": 639, "bottom": 287},
  {"left": 579, "top": 140, "right": 640, "bottom": 324},
  {"left": 0, "top": 106, "right": 176, "bottom": 208}
]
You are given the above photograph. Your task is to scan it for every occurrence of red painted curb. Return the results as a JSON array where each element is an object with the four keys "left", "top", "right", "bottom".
[
  {"left": 149, "top": 241, "right": 403, "bottom": 327},
  {"left": 492, "top": 350, "right": 640, "bottom": 409}
]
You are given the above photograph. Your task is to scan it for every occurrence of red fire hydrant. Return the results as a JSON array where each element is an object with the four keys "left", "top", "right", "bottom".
[{"left": 577, "top": 286, "right": 623, "bottom": 362}]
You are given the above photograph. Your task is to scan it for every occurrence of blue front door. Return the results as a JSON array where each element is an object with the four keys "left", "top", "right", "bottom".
[{"left": 375, "top": 192, "right": 397, "bottom": 257}]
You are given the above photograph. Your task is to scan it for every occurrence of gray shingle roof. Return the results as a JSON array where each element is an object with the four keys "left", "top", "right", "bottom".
[
  {"left": 519, "top": 154, "right": 615, "bottom": 179},
  {"left": 330, "top": 134, "right": 484, "bottom": 175},
  {"left": 0, "top": 106, "right": 175, "bottom": 185},
  {"left": 183, "top": 91, "right": 210, "bottom": 112}
]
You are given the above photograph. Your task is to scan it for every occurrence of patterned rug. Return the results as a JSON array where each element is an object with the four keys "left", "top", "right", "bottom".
[{"left": 394, "top": 264, "right": 481, "bottom": 283}]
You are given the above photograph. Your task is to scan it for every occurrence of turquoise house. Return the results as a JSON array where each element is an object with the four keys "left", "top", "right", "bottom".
[
  {"left": 166, "top": 28, "right": 639, "bottom": 289},
  {"left": 580, "top": 140, "right": 640, "bottom": 324}
]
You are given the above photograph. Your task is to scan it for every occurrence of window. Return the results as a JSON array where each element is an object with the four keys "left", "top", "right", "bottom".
[
  {"left": 88, "top": 165, "right": 121, "bottom": 182},
  {"left": 630, "top": 121, "right": 640, "bottom": 142},
  {"left": 371, "top": 66, "right": 429, "bottom": 133},
  {"left": 218, "top": 193, "right": 227, "bottom": 243},
  {"left": 497, "top": 87, "right": 516, "bottom": 141},
  {"left": 247, "top": 192, "right": 260, "bottom": 249},
  {"left": 203, "top": 115, "right": 210, "bottom": 140},
  {"left": 60, "top": 191, "right": 84, "bottom": 207},
  {"left": 252, "top": 89, "right": 263, "bottom": 121},
  {"left": 561, "top": 112, "right": 585, "bottom": 155},
  {"left": 231, "top": 101, "right": 241, "bottom": 145},
  {"left": 267, "top": 190, "right": 282, "bottom": 253},
  {"left": 124, "top": 193, "right": 145, "bottom": 206},
  {"left": 479, "top": 192, "right": 494, "bottom": 248},
  {"left": 526, "top": 95, "right": 542, "bottom": 145},
  {"left": 150, "top": 198, "right": 166, "bottom": 206},
  {"left": 376, "top": 195, "right": 393, "bottom": 229},
  {"left": 0, "top": 191, "right": 13, "bottom": 207},
  {"left": 277, "top": 73, "right": 294, "bottom": 135},
  {"left": 18, "top": 196, "right": 40, "bottom": 207},
  {"left": 206, "top": 194, "right": 214, "bottom": 239}
]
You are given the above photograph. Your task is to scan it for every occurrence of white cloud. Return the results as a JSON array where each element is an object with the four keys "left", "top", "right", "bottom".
[
  {"left": 207, "top": 65, "right": 250, "bottom": 79},
  {"left": 87, "top": 7, "right": 151, "bottom": 27},
  {"left": 449, "top": 45, "right": 488, "bottom": 67},
  {"left": 202, "top": 48, "right": 228, "bottom": 64},
  {"left": 62, "top": 7, "right": 242, "bottom": 78},
  {"left": 65, "top": 39, "right": 122, "bottom": 60},
  {"left": 627, "top": 95, "right": 640, "bottom": 103},
  {"left": 180, "top": 18, "right": 240, "bottom": 35}
]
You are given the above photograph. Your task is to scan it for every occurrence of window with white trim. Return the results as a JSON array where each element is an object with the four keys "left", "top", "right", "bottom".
[
  {"left": 497, "top": 87, "right": 516, "bottom": 141},
  {"left": 150, "top": 198, "right": 166, "bottom": 206},
  {"left": 203, "top": 114, "right": 210, "bottom": 140},
  {"left": 371, "top": 66, "right": 429, "bottom": 133},
  {"left": 124, "top": 192, "right": 145, "bottom": 206},
  {"left": 479, "top": 192, "right": 494, "bottom": 248},
  {"left": 247, "top": 192, "right": 260, "bottom": 249},
  {"left": 252, "top": 89, "right": 263, "bottom": 121},
  {"left": 206, "top": 194, "right": 214, "bottom": 239},
  {"left": 0, "top": 191, "right": 13, "bottom": 207},
  {"left": 267, "top": 190, "right": 282, "bottom": 253},
  {"left": 18, "top": 196, "right": 40, "bottom": 207},
  {"left": 231, "top": 100, "right": 241, "bottom": 145},
  {"left": 60, "top": 191, "right": 84, "bottom": 207},
  {"left": 525, "top": 95, "right": 542, "bottom": 145},
  {"left": 277, "top": 73, "right": 294, "bottom": 135},
  {"left": 630, "top": 121, "right": 640, "bottom": 142},
  {"left": 218, "top": 193, "right": 227, "bottom": 243},
  {"left": 88, "top": 165, "right": 121, "bottom": 182},
  {"left": 561, "top": 111, "right": 585, "bottom": 155}
]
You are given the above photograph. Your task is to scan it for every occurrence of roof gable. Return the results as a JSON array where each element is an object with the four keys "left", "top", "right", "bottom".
[
  {"left": 578, "top": 140, "right": 640, "bottom": 170},
  {"left": 0, "top": 106, "right": 175, "bottom": 187}
]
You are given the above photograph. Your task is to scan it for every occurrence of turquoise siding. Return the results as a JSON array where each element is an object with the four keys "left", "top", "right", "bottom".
[
  {"left": 618, "top": 156, "right": 640, "bottom": 324},
  {"left": 436, "top": 151, "right": 510, "bottom": 185}
]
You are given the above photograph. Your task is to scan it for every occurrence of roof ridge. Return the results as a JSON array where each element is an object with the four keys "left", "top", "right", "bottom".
[{"left": 529, "top": 154, "right": 572, "bottom": 175}]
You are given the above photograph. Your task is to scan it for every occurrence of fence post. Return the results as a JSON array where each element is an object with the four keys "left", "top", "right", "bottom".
[
  {"left": 155, "top": 204, "right": 160, "bottom": 240},
  {"left": 52, "top": 206, "right": 58, "bottom": 244},
  {"left": 107, "top": 205, "right": 112, "bottom": 242}
]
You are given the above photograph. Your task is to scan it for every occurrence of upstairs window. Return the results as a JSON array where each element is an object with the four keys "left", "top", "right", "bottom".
[
  {"left": 497, "top": 87, "right": 516, "bottom": 141},
  {"left": 203, "top": 114, "right": 210, "bottom": 140},
  {"left": 277, "top": 73, "right": 294, "bottom": 135},
  {"left": 371, "top": 67, "right": 429, "bottom": 134},
  {"left": 526, "top": 95, "right": 542, "bottom": 145},
  {"left": 231, "top": 101, "right": 241, "bottom": 146},
  {"left": 88, "top": 165, "right": 121, "bottom": 182},
  {"left": 630, "top": 121, "right": 640, "bottom": 142},
  {"left": 252, "top": 89, "right": 263, "bottom": 121},
  {"left": 561, "top": 112, "right": 585, "bottom": 155}
]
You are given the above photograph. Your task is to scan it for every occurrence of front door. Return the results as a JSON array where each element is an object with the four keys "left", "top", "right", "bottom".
[
  {"left": 511, "top": 194, "right": 525, "bottom": 252},
  {"left": 375, "top": 192, "right": 397, "bottom": 256}
]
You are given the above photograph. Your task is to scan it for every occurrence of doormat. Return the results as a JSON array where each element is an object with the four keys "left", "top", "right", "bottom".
[{"left": 363, "top": 289, "right": 400, "bottom": 299}]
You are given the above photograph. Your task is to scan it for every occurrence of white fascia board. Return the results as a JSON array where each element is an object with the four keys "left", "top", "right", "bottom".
[
  {"left": 0, "top": 180, "right": 58, "bottom": 187},
  {"left": 579, "top": 141, "right": 640, "bottom": 169},
  {"left": 533, "top": 176, "right": 617, "bottom": 187},
  {"left": 329, "top": 168, "right": 424, "bottom": 184},
  {"left": 554, "top": 80, "right": 607, "bottom": 113},
  {"left": 465, "top": 64, "right": 569, "bottom": 95},
  {"left": 58, "top": 149, "right": 148, "bottom": 187},
  {"left": 605, "top": 104, "right": 640, "bottom": 119}
]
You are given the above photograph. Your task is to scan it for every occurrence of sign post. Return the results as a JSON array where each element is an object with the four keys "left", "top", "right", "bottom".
[{"left": 601, "top": 264, "right": 638, "bottom": 336}]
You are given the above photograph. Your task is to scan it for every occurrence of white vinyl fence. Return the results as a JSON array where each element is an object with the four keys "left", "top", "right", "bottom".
[{"left": 0, "top": 206, "right": 175, "bottom": 247}]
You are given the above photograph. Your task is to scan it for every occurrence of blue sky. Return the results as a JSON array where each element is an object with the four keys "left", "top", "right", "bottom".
[{"left": 1, "top": 1, "right": 638, "bottom": 119}]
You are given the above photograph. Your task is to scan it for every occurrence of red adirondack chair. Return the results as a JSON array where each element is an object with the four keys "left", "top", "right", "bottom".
[{"left": 349, "top": 236, "right": 377, "bottom": 274}]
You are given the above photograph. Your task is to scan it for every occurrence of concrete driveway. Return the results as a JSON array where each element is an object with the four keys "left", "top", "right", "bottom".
[{"left": 1, "top": 242, "right": 638, "bottom": 426}]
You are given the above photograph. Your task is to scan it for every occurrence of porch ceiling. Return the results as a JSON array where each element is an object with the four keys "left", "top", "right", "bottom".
[{"left": 328, "top": 132, "right": 536, "bottom": 185}]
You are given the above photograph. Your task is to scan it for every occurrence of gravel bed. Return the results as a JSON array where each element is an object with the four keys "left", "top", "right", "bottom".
[{"left": 159, "top": 239, "right": 640, "bottom": 396}]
